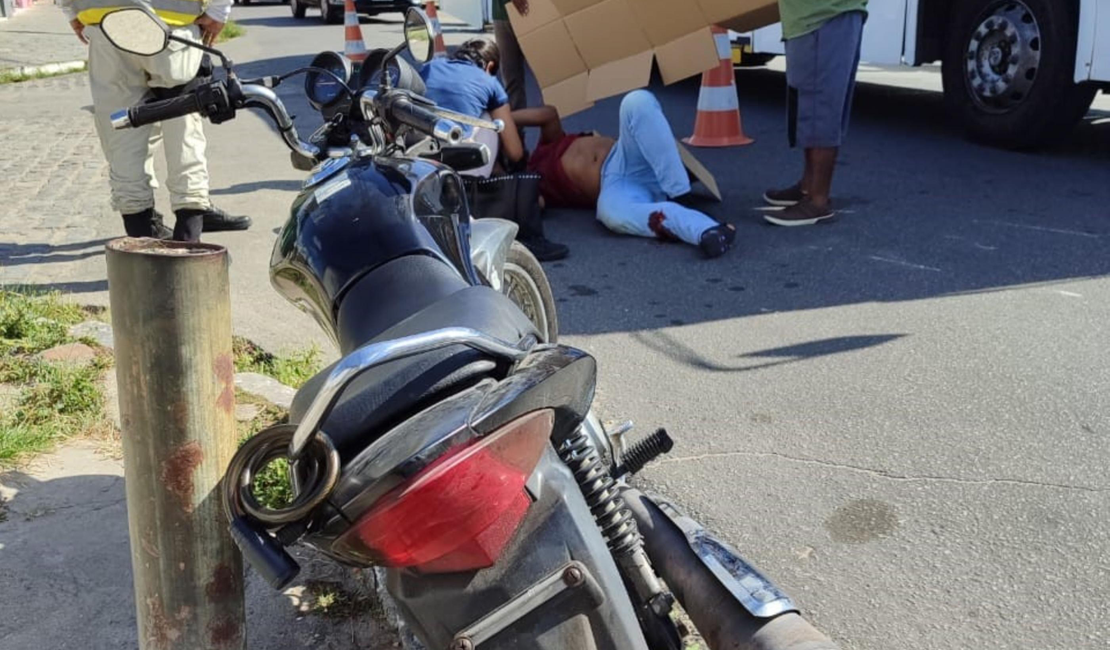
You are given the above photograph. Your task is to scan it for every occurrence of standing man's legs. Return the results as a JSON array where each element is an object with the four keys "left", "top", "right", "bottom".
[
  {"left": 597, "top": 91, "right": 735, "bottom": 257},
  {"left": 493, "top": 19, "right": 526, "bottom": 111},
  {"left": 764, "top": 10, "right": 864, "bottom": 226},
  {"left": 144, "top": 25, "right": 210, "bottom": 241},
  {"left": 86, "top": 26, "right": 160, "bottom": 236}
]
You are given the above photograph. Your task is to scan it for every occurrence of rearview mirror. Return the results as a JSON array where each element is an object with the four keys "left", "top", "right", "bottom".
[
  {"left": 403, "top": 7, "right": 436, "bottom": 64},
  {"left": 100, "top": 7, "right": 169, "bottom": 57}
]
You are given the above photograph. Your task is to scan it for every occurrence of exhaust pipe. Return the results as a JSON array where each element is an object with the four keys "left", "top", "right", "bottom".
[{"left": 620, "top": 487, "right": 840, "bottom": 650}]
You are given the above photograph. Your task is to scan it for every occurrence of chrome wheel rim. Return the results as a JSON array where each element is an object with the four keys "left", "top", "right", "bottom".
[
  {"left": 965, "top": 1, "right": 1042, "bottom": 113},
  {"left": 502, "top": 261, "right": 550, "bottom": 342}
]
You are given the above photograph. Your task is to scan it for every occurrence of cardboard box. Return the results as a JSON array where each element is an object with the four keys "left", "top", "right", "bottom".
[{"left": 509, "top": 0, "right": 780, "bottom": 116}]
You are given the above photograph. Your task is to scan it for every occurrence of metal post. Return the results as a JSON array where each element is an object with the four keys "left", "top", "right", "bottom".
[{"left": 106, "top": 239, "right": 246, "bottom": 650}]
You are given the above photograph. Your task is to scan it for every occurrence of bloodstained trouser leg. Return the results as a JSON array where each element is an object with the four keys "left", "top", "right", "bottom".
[{"left": 596, "top": 91, "right": 720, "bottom": 246}]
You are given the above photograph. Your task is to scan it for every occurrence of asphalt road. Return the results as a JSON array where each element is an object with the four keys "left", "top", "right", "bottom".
[{"left": 10, "top": 5, "right": 1110, "bottom": 648}]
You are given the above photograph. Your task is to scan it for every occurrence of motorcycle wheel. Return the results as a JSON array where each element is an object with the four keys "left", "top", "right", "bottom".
[{"left": 501, "top": 241, "right": 559, "bottom": 343}]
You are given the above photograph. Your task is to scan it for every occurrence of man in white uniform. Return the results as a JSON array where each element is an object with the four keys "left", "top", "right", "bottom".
[{"left": 62, "top": 0, "right": 251, "bottom": 241}]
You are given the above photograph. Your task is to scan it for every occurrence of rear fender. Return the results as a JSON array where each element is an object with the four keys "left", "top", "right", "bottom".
[{"left": 470, "top": 218, "right": 519, "bottom": 291}]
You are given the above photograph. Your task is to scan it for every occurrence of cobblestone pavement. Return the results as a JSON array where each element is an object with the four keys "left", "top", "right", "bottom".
[
  {"left": 0, "top": 2, "right": 88, "bottom": 70},
  {"left": 0, "top": 72, "right": 116, "bottom": 298}
]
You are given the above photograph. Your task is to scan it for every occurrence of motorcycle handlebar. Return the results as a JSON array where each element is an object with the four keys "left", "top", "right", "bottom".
[
  {"left": 111, "top": 92, "right": 203, "bottom": 130},
  {"left": 112, "top": 80, "right": 320, "bottom": 165},
  {"left": 389, "top": 97, "right": 464, "bottom": 144},
  {"left": 428, "top": 106, "right": 504, "bottom": 134}
]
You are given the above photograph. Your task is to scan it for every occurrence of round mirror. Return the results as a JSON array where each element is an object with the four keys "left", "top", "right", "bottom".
[
  {"left": 100, "top": 8, "right": 169, "bottom": 57},
  {"left": 404, "top": 8, "right": 435, "bottom": 64}
]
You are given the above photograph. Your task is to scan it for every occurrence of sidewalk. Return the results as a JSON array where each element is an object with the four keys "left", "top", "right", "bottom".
[{"left": 0, "top": 1, "right": 87, "bottom": 71}]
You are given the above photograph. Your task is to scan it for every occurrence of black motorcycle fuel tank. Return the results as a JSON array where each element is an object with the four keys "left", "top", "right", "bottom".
[{"left": 270, "top": 155, "right": 480, "bottom": 342}]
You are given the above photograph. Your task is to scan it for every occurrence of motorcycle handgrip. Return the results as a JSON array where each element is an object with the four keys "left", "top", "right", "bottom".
[
  {"left": 110, "top": 92, "right": 203, "bottom": 130},
  {"left": 391, "top": 98, "right": 464, "bottom": 144}
]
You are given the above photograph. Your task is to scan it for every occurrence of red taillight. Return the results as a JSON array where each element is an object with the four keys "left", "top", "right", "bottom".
[{"left": 334, "top": 409, "right": 554, "bottom": 573}]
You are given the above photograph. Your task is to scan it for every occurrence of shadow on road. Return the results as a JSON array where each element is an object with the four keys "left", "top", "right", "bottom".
[
  {"left": 0, "top": 239, "right": 111, "bottom": 273},
  {"left": 633, "top": 332, "right": 907, "bottom": 373},
  {"left": 212, "top": 179, "right": 303, "bottom": 195},
  {"left": 6, "top": 279, "right": 110, "bottom": 294}
]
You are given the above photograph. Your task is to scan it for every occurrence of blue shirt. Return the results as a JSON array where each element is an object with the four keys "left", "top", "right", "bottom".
[{"left": 420, "top": 58, "right": 509, "bottom": 118}]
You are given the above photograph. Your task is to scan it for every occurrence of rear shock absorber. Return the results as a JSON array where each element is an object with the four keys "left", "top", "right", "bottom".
[{"left": 558, "top": 431, "right": 671, "bottom": 615}]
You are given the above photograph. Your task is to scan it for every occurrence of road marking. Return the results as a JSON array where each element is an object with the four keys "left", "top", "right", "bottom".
[
  {"left": 868, "top": 255, "right": 942, "bottom": 272},
  {"left": 943, "top": 234, "right": 997, "bottom": 251},
  {"left": 1056, "top": 290, "right": 1083, "bottom": 298},
  {"left": 975, "top": 219, "right": 1101, "bottom": 239}
]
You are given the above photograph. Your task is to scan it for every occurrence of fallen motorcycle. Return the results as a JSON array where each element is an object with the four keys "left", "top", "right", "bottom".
[{"left": 100, "top": 7, "right": 839, "bottom": 649}]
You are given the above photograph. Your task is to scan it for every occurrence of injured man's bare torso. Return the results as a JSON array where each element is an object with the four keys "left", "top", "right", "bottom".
[{"left": 557, "top": 135, "right": 615, "bottom": 204}]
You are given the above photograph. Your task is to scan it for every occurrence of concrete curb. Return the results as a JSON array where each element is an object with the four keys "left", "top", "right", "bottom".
[{"left": 2, "top": 59, "right": 86, "bottom": 79}]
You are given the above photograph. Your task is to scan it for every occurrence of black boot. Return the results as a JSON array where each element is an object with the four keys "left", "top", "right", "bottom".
[
  {"left": 173, "top": 208, "right": 205, "bottom": 242},
  {"left": 200, "top": 205, "right": 252, "bottom": 232},
  {"left": 121, "top": 208, "right": 156, "bottom": 237},
  {"left": 150, "top": 210, "right": 173, "bottom": 239},
  {"left": 512, "top": 178, "right": 568, "bottom": 262},
  {"left": 520, "top": 236, "right": 569, "bottom": 262}
]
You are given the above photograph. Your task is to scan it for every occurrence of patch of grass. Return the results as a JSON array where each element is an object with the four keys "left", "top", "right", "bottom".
[
  {"left": 13, "top": 361, "right": 105, "bottom": 425},
  {"left": 233, "top": 336, "right": 321, "bottom": 389},
  {"left": 302, "top": 580, "right": 380, "bottom": 620},
  {"left": 0, "top": 289, "right": 108, "bottom": 468},
  {"left": 216, "top": 20, "right": 245, "bottom": 44},
  {"left": 235, "top": 389, "right": 293, "bottom": 510},
  {"left": 0, "top": 361, "right": 106, "bottom": 467},
  {"left": 1, "top": 289, "right": 86, "bottom": 356},
  {"left": 0, "top": 62, "right": 87, "bottom": 85},
  {"left": 251, "top": 457, "right": 294, "bottom": 510}
]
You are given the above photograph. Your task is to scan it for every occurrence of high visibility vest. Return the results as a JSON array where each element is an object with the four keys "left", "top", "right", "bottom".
[{"left": 75, "top": 0, "right": 207, "bottom": 27}]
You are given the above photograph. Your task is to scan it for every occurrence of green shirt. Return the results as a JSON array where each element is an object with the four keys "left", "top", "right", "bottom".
[
  {"left": 778, "top": 0, "right": 868, "bottom": 40},
  {"left": 492, "top": 0, "right": 509, "bottom": 21}
]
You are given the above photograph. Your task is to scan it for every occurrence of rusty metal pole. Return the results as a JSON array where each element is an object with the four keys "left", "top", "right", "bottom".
[{"left": 106, "top": 239, "right": 246, "bottom": 650}]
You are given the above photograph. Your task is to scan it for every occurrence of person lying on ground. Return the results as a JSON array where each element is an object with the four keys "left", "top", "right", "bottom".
[{"left": 525, "top": 90, "right": 736, "bottom": 259}]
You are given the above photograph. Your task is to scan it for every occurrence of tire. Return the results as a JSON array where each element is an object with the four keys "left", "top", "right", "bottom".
[
  {"left": 321, "top": 1, "right": 343, "bottom": 24},
  {"left": 290, "top": 0, "right": 306, "bottom": 18},
  {"left": 941, "top": 0, "right": 1097, "bottom": 149},
  {"left": 501, "top": 241, "right": 559, "bottom": 343}
]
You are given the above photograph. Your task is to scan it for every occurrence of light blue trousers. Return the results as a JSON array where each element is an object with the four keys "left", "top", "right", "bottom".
[{"left": 596, "top": 90, "right": 720, "bottom": 247}]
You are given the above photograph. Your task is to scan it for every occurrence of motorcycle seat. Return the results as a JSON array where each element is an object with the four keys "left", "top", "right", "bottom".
[{"left": 290, "top": 257, "right": 538, "bottom": 458}]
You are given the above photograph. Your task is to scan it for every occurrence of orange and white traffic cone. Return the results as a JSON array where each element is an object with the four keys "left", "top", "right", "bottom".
[
  {"left": 423, "top": 2, "right": 448, "bottom": 58},
  {"left": 343, "top": 0, "right": 368, "bottom": 63},
  {"left": 683, "top": 26, "right": 753, "bottom": 148}
]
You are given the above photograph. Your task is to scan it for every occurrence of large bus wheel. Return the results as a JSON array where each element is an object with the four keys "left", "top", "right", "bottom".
[{"left": 941, "top": 0, "right": 1096, "bottom": 149}]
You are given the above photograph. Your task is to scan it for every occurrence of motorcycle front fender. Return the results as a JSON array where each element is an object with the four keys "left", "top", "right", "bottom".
[{"left": 469, "top": 217, "right": 518, "bottom": 291}]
